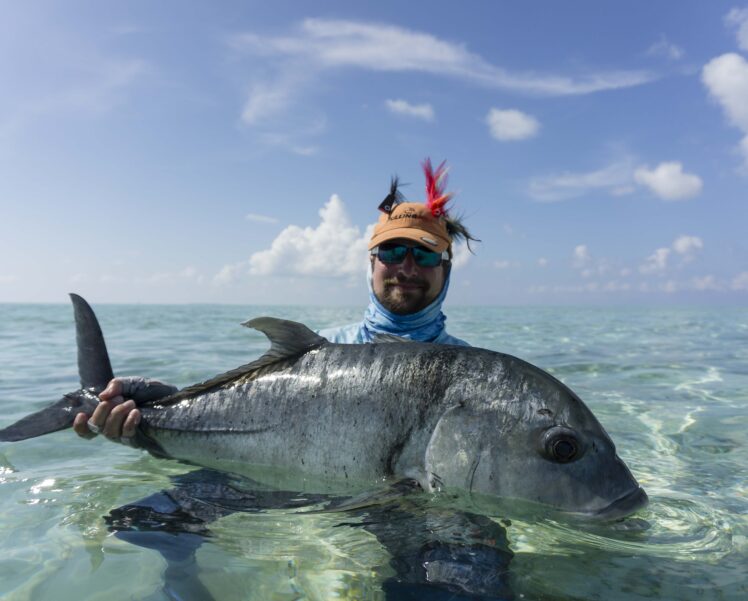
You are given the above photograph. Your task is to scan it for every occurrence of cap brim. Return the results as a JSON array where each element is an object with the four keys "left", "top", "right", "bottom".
[{"left": 368, "top": 227, "right": 450, "bottom": 253}]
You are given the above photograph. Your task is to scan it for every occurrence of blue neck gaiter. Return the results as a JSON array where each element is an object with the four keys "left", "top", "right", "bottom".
[{"left": 360, "top": 264, "right": 451, "bottom": 342}]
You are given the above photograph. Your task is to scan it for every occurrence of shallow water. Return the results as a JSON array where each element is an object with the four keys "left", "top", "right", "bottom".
[{"left": 0, "top": 303, "right": 746, "bottom": 600}]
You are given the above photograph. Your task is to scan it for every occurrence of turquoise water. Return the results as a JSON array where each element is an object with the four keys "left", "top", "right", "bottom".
[{"left": 0, "top": 303, "right": 746, "bottom": 600}]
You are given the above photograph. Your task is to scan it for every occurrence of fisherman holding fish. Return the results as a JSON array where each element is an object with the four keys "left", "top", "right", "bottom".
[{"left": 73, "top": 159, "right": 478, "bottom": 442}]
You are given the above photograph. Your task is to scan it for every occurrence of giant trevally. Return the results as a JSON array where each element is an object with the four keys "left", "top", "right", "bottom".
[{"left": 0, "top": 294, "right": 647, "bottom": 519}]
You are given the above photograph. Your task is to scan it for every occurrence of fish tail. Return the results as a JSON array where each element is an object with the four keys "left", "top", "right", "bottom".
[
  {"left": 0, "top": 294, "right": 114, "bottom": 442},
  {"left": 0, "top": 391, "right": 99, "bottom": 442}
]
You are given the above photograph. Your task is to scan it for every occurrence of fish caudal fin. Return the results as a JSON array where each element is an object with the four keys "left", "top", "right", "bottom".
[
  {"left": 0, "top": 294, "right": 112, "bottom": 443},
  {"left": 70, "top": 293, "right": 114, "bottom": 390},
  {"left": 0, "top": 392, "right": 98, "bottom": 442}
]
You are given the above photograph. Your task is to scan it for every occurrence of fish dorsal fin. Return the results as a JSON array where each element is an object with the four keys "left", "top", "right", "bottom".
[
  {"left": 154, "top": 318, "right": 328, "bottom": 406},
  {"left": 242, "top": 317, "right": 328, "bottom": 367},
  {"left": 372, "top": 333, "right": 414, "bottom": 343},
  {"left": 69, "top": 293, "right": 115, "bottom": 391}
]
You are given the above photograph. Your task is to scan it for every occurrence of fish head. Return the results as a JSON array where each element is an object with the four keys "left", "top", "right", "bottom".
[{"left": 426, "top": 356, "right": 647, "bottom": 519}]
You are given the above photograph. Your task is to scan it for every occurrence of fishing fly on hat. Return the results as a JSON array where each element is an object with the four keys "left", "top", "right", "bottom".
[{"left": 368, "top": 158, "right": 477, "bottom": 257}]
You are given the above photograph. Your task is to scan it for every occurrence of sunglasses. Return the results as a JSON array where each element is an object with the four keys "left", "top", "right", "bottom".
[{"left": 372, "top": 243, "right": 448, "bottom": 267}]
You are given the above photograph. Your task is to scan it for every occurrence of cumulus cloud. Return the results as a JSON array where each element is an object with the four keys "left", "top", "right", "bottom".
[
  {"left": 450, "top": 242, "right": 472, "bottom": 269},
  {"left": 486, "top": 108, "right": 540, "bottom": 141},
  {"left": 639, "top": 235, "right": 703, "bottom": 275},
  {"left": 573, "top": 244, "right": 591, "bottom": 268},
  {"left": 646, "top": 35, "right": 684, "bottom": 60},
  {"left": 702, "top": 52, "right": 748, "bottom": 168},
  {"left": 633, "top": 162, "right": 703, "bottom": 200},
  {"left": 213, "top": 263, "right": 246, "bottom": 286},
  {"left": 385, "top": 99, "right": 434, "bottom": 121},
  {"left": 248, "top": 195, "right": 370, "bottom": 277},
  {"left": 640, "top": 248, "right": 671, "bottom": 274},
  {"left": 726, "top": 7, "right": 748, "bottom": 51},
  {"left": 672, "top": 234, "right": 703, "bottom": 259}
]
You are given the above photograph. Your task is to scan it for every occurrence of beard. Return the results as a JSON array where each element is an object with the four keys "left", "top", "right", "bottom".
[{"left": 379, "top": 277, "right": 433, "bottom": 315}]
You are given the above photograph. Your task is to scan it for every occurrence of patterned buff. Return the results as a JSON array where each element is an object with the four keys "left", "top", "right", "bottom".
[{"left": 359, "top": 262, "right": 451, "bottom": 343}]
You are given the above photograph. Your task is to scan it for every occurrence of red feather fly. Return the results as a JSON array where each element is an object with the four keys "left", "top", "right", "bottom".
[{"left": 422, "top": 158, "right": 452, "bottom": 218}]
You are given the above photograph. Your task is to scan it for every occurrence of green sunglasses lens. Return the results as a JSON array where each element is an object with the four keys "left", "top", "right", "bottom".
[
  {"left": 411, "top": 247, "right": 442, "bottom": 267},
  {"left": 377, "top": 245, "right": 409, "bottom": 264},
  {"left": 377, "top": 244, "right": 442, "bottom": 267}
]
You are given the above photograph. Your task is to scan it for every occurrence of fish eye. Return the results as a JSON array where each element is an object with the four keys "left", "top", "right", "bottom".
[{"left": 540, "top": 426, "right": 584, "bottom": 464}]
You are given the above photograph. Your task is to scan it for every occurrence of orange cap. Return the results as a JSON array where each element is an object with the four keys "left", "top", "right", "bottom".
[{"left": 368, "top": 202, "right": 451, "bottom": 253}]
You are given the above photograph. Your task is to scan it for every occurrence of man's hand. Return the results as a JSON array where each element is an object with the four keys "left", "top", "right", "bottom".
[{"left": 73, "top": 378, "right": 141, "bottom": 441}]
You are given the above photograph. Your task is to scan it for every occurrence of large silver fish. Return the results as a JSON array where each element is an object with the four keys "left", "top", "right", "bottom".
[{"left": 0, "top": 294, "right": 647, "bottom": 519}]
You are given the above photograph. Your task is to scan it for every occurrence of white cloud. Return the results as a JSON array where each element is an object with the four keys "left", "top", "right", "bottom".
[
  {"left": 486, "top": 108, "right": 540, "bottom": 141},
  {"left": 241, "top": 75, "right": 304, "bottom": 125},
  {"left": 702, "top": 52, "right": 748, "bottom": 168},
  {"left": 690, "top": 275, "right": 721, "bottom": 291},
  {"left": 726, "top": 8, "right": 748, "bottom": 51},
  {"left": 672, "top": 235, "right": 703, "bottom": 258},
  {"left": 639, "top": 235, "right": 703, "bottom": 275},
  {"left": 385, "top": 99, "right": 434, "bottom": 121},
  {"left": 640, "top": 248, "right": 671, "bottom": 274},
  {"left": 529, "top": 158, "right": 704, "bottom": 202},
  {"left": 0, "top": 275, "right": 18, "bottom": 284},
  {"left": 494, "top": 259, "right": 512, "bottom": 269},
  {"left": 229, "top": 19, "right": 655, "bottom": 131},
  {"left": 732, "top": 271, "right": 748, "bottom": 290},
  {"left": 213, "top": 262, "right": 246, "bottom": 286},
  {"left": 528, "top": 160, "right": 635, "bottom": 201},
  {"left": 646, "top": 35, "right": 684, "bottom": 60},
  {"left": 633, "top": 162, "right": 703, "bottom": 200},
  {"left": 573, "top": 244, "right": 591, "bottom": 268},
  {"left": 248, "top": 195, "right": 370, "bottom": 277},
  {"left": 537, "top": 257, "right": 548, "bottom": 267},
  {"left": 246, "top": 213, "right": 279, "bottom": 224},
  {"left": 451, "top": 242, "right": 471, "bottom": 269}
]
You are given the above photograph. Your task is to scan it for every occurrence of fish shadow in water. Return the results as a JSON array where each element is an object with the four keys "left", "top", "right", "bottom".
[{"left": 106, "top": 469, "right": 514, "bottom": 601}]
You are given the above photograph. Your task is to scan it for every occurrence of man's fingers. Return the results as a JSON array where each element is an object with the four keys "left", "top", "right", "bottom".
[
  {"left": 87, "top": 399, "right": 115, "bottom": 433},
  {"left": 99, "top": 378, "right": 124, "bottom": 402},
  {"left": 73, "top": 412, "right": 97, "bottom": 439},
  {"left": 121, "top": 409, "right": 141, "bottom": 439},
  {"left": 102, "top": 400, "right": 136, "bottom": 439}
]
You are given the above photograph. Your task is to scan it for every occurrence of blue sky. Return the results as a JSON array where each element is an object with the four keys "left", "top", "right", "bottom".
[{"left": 1, "top": 1, "right": 747, "bottom": 305}]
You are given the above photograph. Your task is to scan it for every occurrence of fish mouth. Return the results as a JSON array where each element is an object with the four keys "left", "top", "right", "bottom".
[{"left": 592, "top": 486, "right": 649, "bottom": 520}]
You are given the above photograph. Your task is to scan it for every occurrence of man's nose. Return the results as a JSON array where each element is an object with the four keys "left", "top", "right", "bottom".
[{"left": 397, "top": 251, "right": 419, "bottom": 276}]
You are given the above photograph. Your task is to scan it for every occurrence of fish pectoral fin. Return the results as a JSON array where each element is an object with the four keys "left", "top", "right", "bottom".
[
  {"left": 309, "top": 478, "right": 424, "bottom": 514},
  {"left": 242, "top": 317, "right": 328, "bottom": 365}
]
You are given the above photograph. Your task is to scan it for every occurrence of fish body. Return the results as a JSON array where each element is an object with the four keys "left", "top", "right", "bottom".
[{"left": 0, "top": 295, "right": 647, "bottom": 519}]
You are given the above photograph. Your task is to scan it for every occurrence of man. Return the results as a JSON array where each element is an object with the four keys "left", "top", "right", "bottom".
[{"left": 74, "top": 159, "right": 477, "bottom": 441}]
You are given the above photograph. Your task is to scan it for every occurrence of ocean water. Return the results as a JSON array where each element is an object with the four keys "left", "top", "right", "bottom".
[{"left": 0, "top": 302, "right": 746, "bottom": 600}]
